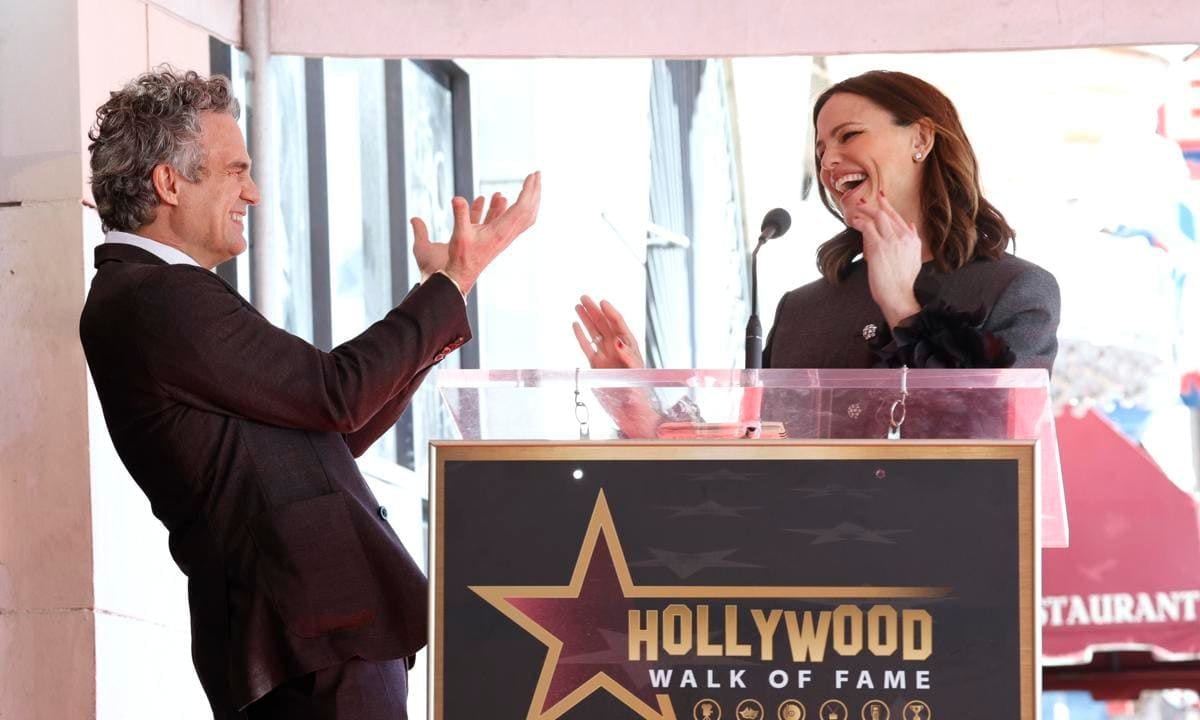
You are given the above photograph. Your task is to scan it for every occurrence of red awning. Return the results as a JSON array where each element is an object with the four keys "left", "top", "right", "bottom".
[{"left": 1042, "top": 410, "right": 1200, "bottom": 695}]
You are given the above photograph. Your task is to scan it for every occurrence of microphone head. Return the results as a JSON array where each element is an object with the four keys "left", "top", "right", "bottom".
[{"left": 760, "top": 208, "right": 792, "bottom": 240}]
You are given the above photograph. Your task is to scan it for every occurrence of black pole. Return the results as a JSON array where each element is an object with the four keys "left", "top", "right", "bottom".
[{"left": 744, "top": 238, "right": 766, "bottom": 369}]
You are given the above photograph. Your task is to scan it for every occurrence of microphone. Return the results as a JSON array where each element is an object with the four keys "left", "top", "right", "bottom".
[
  {"left": 745, "top": 208, "right": 791, "bottom": 369},
  {"left": 759, "top": 207, "right": 792, "bottom": 243}
]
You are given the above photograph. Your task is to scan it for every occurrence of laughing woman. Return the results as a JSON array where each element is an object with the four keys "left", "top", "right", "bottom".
[{"left": 575, "top": 70, "right": 1060, "bottom": 374}]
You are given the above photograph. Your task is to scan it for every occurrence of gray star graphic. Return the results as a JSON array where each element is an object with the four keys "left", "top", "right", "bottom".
[
  {"left": 678, "top": 468, "right": 765, "bottom": 483},
  {"left": 630, "top": 548, "right": 761, "bottom": 578},
  {"left": 659, "top": 500, "right": 761, "bottom": 518},
  {"left": 784, "top": 522, "right": 910, "bottom": 545},
  {"left": 793, "top": 485, "right": 884, "bottom": 500}
]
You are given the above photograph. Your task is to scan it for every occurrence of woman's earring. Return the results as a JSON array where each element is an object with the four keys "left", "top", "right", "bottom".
[{"left": 913, "top": 151, "right": 924, "bottom": 161}]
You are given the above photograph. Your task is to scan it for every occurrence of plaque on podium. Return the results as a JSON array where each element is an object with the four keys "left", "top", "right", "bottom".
[{"left": 431, "top": 369, "right": 1061, "bottom": 720}]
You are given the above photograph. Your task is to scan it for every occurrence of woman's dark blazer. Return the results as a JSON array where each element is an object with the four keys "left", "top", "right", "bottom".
[{"left": 764, "top": 253, "right": 1060, "bottom": 372}]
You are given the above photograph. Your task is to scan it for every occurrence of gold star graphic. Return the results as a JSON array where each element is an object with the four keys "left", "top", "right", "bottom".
[{"left": 471, "top": 490, "right": 677, "bottom": 720}]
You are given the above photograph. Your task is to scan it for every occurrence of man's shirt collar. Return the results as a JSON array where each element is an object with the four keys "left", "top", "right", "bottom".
[{"left": 104, "top": 231, "right": 203, "bottom": 267}]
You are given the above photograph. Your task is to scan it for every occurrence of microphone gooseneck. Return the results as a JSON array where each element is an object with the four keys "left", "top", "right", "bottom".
[{"left": 746, "top": 208, "right": 792, "bottom": 369}]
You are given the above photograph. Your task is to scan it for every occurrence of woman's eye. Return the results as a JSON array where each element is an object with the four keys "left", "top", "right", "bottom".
[{"left": 841, "top": 130, "right": 861, "bottom": 142}]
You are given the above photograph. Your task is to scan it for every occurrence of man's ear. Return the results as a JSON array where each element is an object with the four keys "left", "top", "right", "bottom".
[{"left": 150, "top": 164, "right": 182, "bottom": 207}]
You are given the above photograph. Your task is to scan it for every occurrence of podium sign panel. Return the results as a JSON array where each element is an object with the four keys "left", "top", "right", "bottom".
[{"left": 431, "top": 442, "right": 1037, "bottom": 720}]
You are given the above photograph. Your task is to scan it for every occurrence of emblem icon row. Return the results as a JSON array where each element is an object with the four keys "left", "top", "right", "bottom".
[{"left": 693, "top": 698, "right": 932, "bottom": 720}]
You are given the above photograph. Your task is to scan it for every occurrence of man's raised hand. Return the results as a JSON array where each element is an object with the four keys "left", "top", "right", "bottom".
[{"left": 411, "top": 171, "right": 540, "bottom": 295}]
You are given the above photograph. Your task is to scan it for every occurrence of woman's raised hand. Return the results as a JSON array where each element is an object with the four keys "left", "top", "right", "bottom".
[
  {"left": 572, "top": 295, "right": 646, "bottom": 369},
  {"left": 847, "top": 190, "right": 923, "bottom": 328}
]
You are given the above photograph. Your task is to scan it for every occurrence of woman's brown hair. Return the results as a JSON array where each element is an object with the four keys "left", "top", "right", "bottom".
[{"left": 812, "top": 70, "right": 1014, "bottom": 281}]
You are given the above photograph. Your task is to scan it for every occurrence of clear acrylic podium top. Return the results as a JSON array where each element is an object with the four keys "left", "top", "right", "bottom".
[{"left": 437, "top": 368, "right": 1067, "bottom": 547}]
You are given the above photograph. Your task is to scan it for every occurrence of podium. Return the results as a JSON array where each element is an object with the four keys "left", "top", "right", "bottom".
[{"left": 430, "top": 369, "right": 1063, "bottom": 720}]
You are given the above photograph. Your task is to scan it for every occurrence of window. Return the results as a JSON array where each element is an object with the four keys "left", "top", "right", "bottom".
[
  {"left": 210, "top": 40, "right": 475, "bottom": 469},
  {"left": 390, "top": 59, "right": 477, "bottom": 469},
  {"left": 646, "top": 59, "right": 747, "bottom": 369}
]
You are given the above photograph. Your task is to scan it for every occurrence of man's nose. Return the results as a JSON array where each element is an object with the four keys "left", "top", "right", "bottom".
[{"left": 243, "top": 175, "right": 261, "bottom": 205}]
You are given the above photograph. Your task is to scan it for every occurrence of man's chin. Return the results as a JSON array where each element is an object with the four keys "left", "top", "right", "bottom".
[
  {"left": 228, "top": 236, "right": 248, "bottom": 257},
  {"left": 205, "top": 239, "right": 246, "bottom": 270}
]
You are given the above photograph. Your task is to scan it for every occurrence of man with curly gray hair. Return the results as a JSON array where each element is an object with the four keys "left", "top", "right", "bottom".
[
  {"left": 79, "top": 68, "right": 540, "bottom": 720},
  {"left": 89, "top": 69, "right": 246, "bottom": 242}
]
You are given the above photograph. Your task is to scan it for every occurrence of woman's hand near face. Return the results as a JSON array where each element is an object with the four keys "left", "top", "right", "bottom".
[
  {"left": 572, "top": 295, "right": 646, "bottom": 369},
  {"left": 848, "top": 192, "right": 924, "bottom": 329}
]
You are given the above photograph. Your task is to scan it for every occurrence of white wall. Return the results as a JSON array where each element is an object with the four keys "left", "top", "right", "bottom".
[
  {"left": 0, "top": 197, "right": 96, "bottom": 720},
  {"left": 1, "top": 2, "right": 96, "bottom": 719},
  {"left": 2, "top": 2, "right": 217, "bottom": 718}
]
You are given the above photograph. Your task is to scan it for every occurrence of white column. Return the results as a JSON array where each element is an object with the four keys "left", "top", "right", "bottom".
[
  {"left": 0, "top": 2, "right": 96, "bottom": 718},
  {"left": 244, "top": 0, "right": 282, "bottom": 321}
]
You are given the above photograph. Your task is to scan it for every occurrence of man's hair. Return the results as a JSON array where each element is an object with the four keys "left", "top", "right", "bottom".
[
  {"left": 87, "top": 68, "right": 240, "bottom": 233},
  {"left": 812, "top": 70, "right": 1015, "bottom": 282}
]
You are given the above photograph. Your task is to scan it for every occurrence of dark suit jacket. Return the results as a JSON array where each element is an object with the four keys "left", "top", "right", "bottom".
[{"left": 79, "top": 243, "right": 469, "bottom": 715}]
